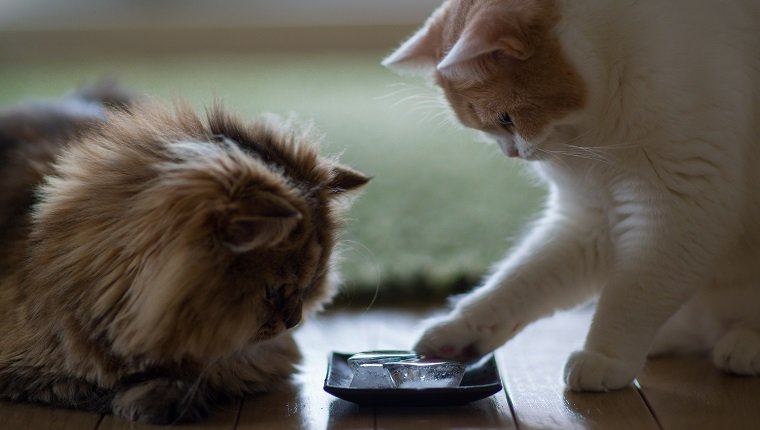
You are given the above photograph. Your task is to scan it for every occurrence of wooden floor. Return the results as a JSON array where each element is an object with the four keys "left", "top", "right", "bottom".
[{"left": 2, "top": 306, "right": 760, "bottom": 429}]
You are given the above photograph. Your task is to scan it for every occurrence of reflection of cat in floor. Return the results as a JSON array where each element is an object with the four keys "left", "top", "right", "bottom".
[
  {"left": 0, "top": 83, "right": 369, "bottom": 423},
  {"left": 385, "top": 0, "right": 760, "bottom": 391}
]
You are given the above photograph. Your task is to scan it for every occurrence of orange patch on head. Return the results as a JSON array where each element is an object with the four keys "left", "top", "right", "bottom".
[{"left": 385, "top": 0, "right": 586, "bottom": 143}]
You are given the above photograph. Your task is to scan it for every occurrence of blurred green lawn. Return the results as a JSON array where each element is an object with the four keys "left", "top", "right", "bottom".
[{"left": 0, "top": 51, "right": 545, "bottom": 304}]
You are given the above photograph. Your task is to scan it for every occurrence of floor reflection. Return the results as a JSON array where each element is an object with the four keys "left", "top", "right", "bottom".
[{"left": 327, "top": 399, "right": 374, "bottom": 430}]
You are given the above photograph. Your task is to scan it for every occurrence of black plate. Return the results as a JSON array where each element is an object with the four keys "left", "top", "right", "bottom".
[{"left": 323, "top": 352, "right": 503, "bottom": 407}]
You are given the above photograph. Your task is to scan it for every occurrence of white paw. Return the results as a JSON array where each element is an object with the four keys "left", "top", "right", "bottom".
[
  {"left": 713, "top": 328, "right": 760, "bottom": 375},
  {"left": 413, "top": 312, "right": 519, "bottom": 360},
  {"left": 564, "top": 350, "right": 638, "bottom": 392}
]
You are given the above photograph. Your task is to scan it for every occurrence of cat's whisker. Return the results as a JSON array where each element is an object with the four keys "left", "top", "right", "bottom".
[
  {"left": 381, "top": 87, "right": 424, "bottom": 98},
  {"left": 417, "top": 103, "right": 446, "bottom": 116},
  {"left": 542, "top": 147, "right": 616, "bottom": 167},
  {"left": 385, "top": 82, "right": 431, "bottom": 91},
  {"left": 409, "top": 101, "right": 448, "bottom": 112},
  {"left": 378, "top": 82, "right": 446, "bottom": 113},
  {"left": 403, "top": 99, "right": 457, "bottom": 127},
  {"left": 558, "top": 149, "right": 613, "bottom": 164},
  {"left": 374, "top": 83, "right": 430, "bottom": 101},
  {"left": 410, "top": 97, "right": 447, "bottom": 108},
  {"left": 541, "top": 124, "right": 626, "bottom": 166},
  {"left": 340, "top": 239, "right": 381, "bottom": 312},
  {"left": 390, "top": 96, "right": 424, "bottom": 109},
  {"left": 411, "top": 107, "right": 449, "bottom": 122},
  {"left": 174, "top": 356, "right": 221, "bottom": 425},
  {"left": 373, "top": 90, "right": 414, "bottom": 102},
  {"left": 433, "top": 111, "right": 461, "bottom": 129},
  {"left": 590, "top": 141, "right": 645, "bottom": 149},
  {"left": 573, "top": 140, "right": 647, "bottom": 152},
  {"left": 534, "top": 147, "right": 573, "bottom": 170},
  {"left": 564, "top": 145, "right": 617, "bottom": 160},
  {"left": 567, "top": 142, "right": 651, "bottom": 168},
  {"left": 554, "top": 126, "right": 600, "bottom": 147},
  {"left": 391, "top": 95, "right": 443, "bottom": 110}
]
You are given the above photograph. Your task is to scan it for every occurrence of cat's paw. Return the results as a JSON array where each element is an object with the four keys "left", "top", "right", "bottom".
[
  {"left": 413, "top": 312, "right": 518, "bottom": 360},
  {"left": 112, "top": 378, "right": 209, "bottom": 424},
  {"left": 564, "top": 350, "right": 638, "bottom": 392},
  {"left": 712, "top": 328, "right": 760, "bottom": 375}
]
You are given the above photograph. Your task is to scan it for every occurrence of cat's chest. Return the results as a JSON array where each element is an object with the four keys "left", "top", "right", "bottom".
[{"left": 539, "top": 161, "right": 648, "bottom": 234}]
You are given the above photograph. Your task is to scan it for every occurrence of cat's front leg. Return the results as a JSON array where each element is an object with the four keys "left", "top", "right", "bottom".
[
  {"left": 415, "top": 204, "right": 608, "bottom": 359},
  {"left": 111, "top": 377, "right": 209, "bottom": 424},
  {"left": 565, "top": 194, "right": 726, "bottom": 391},
  {"left": 564, "top": 279, "right": 700, "bottom": 392}
]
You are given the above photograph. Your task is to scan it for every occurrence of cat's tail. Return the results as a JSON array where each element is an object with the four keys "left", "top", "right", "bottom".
[
  {"left": 0, "top": 80, "right": 139, "bottom": 241},
  {"left": 0, "top": 79, "right": 138, "bottom": 151},
  {"left": 67, "top": 78, "right": 137, "bottom": 112}
]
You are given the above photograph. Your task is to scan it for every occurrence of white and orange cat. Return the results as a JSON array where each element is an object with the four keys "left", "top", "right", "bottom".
[{"left": 384, "top": 0, "right": 760, "bottom": 391}]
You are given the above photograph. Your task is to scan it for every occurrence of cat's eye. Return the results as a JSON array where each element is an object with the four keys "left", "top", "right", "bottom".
[{"left": 498, "top": 113, "right": 513, "bottom": 127}]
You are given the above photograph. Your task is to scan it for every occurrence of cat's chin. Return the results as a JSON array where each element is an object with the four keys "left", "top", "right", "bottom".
[{"left": 523, "top": 148, "right": 546, "bottom": 161}]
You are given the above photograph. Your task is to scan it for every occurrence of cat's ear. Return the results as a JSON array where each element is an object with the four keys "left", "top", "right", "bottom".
[
  {"left": 437, "top": 6, "right": 535, "bottom": 78},
  {"left": 218, "top": 193, "right": 302, "bottom": 253},
  {"left": 381, "top": 4, "right": 447, "bottom": 77},
  {"left": 328, "top": 164, "right": 371, "bottom": 194}
]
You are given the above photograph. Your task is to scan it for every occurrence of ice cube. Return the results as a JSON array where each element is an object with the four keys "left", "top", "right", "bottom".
[
  {"left": 349, "top": 362, "right": 394, "bottom": 388},
  {"left": 348, "top": 351, "right": 420, "bottom": 389},
  {"left": 384, "top": 359, "right": 465, "bottom": 389},
  {"left": 347, "top": 350, "right": 420, "bottom": 371}
]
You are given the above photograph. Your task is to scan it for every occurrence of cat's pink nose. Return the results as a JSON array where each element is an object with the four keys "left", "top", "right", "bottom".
[{"left": 497, "top": 138, "right": 520, "bottom": 158}]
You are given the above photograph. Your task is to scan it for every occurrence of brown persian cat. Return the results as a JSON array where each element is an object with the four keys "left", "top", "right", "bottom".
[{"left": 0, "top": 83, "right": 369, "bottom": 424}]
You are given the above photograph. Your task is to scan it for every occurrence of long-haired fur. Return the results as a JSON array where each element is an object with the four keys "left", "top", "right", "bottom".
[{"left": 0, "top": 84, "right": 369, "bottom": 424}]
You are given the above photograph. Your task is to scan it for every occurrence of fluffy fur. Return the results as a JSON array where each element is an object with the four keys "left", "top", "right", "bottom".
[
  {"left": 385, "top": 0, "right": 760, "bottom": 391},
  {"left": 0, "top": 84, "right": 369, "bottom": 423}
]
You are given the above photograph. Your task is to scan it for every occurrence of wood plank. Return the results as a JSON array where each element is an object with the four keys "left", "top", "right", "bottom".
[
  {"left": 238, "top": 312, "right": 377, "bottom": 430},
  {"left": 236, "top": 388, "right": 310, "bottom": 430},
  {"left": 237, "top": 384, "right": 373, "bottom": 430},
  {"left": 376, "top": 398, "right": 516, "bottom": 430},
  {"left": 499, "top": 307, "right": 659, "bottom": 430},
  {"left": 638, "top": 355, "right": 760, "bottom": 429},
  {"left": 17, "top": 307, "right": 760, "bottom": 429},
  {"left": 97, "top": 400, "right": 240, "bottom": 430},
  {"left": 0, "top": 402, "right": 101, "bottom": 430}
]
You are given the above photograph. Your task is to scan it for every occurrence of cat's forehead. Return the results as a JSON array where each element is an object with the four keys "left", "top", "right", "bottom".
[
  {"left": 432, "top": 0, "right": 585, "bottom": 140},
  {"left": 441, "top": 0, "right": 482, "bottom": 45},
  {"left": 440, "top": 0, "right": 558, "bottom": 49},
  {"left": 204, "top": 112, "right": 330, "bottom": 189}
]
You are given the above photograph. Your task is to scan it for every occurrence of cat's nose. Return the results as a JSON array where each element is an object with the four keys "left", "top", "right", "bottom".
[{"left": 497, "top": 137, "right": 519, "bottom": 158}]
